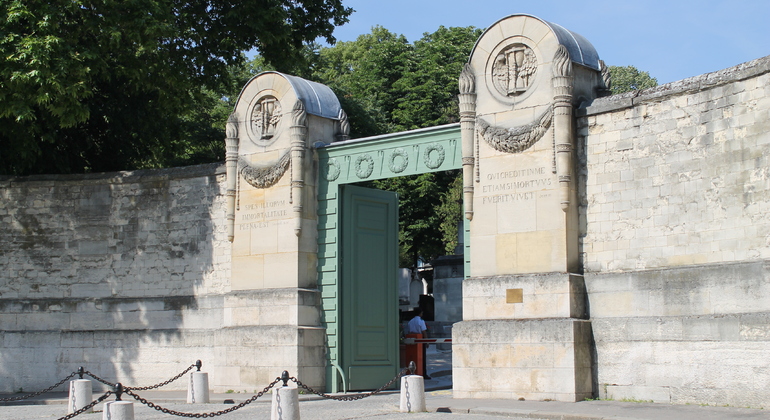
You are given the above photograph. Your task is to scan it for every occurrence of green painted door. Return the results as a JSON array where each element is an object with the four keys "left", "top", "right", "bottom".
[{"left": 340, "top": 185, "right": 399, "bottom": 390}]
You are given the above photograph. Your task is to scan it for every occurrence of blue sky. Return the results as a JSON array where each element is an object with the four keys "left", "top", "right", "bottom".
[{"left": 327, "top": 0, "right": 769, "bottom": 85}]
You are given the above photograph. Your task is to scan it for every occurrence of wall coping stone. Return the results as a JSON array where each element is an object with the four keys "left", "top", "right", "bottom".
[
  {"left": 0, "top": 162, "right": 225, "bottom": 186},
  {"left": 579, "top": 54, "right": 770, "bottom": 116}
]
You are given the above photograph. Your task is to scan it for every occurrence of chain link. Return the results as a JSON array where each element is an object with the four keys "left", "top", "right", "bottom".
[
  {"left": 0, "top": 371, "right": 78, "bottom": 402},
  {"left": 85, "top": 362, "right": 197, "bottom": 391},
  {"left": 290, "top": 367, "right": 409, "bottom": 401},
  {"left": 83, "top": 370, "right": 116, "bottom": 388},
  {"left": 124, "top": 377, "right": 281, "bottom": 418},
  {"left": 126, "top": 363, "right": 198, "bottom": 391},
  {"left": 54, "top": 391, "right": 112, "bottom": 420}
]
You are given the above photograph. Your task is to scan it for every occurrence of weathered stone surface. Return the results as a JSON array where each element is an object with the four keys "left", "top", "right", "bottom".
[
  {"left": 579, "top": 56, "right": 770, "bottom": 274},
  {"left": 463, "top": 273, "right": 586, "bottom": 320},
  {"left": 453, "top": 319, "right": 593, "bottom": 401}
]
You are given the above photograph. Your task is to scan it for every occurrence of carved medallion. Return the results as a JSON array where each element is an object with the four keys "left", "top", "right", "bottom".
[
  {"left": 247, "top": 96, "right": 282, "bottom": 144},
  {"left": 491, "top": 44, "right": 537, "bottom": 97}
]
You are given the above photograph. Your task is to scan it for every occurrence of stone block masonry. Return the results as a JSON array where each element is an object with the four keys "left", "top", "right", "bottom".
[
  {"left": 0, "top": 164, "right": 324, "bottom": 393},
  {"left": 0, "top": 163, "right": 231, "bottom": 300},
  {"left": 579, "top": 56, "right": 770, "bottom": 274},
  {"left": 578, "top": 55, "right": 770, "bottom": 408}
]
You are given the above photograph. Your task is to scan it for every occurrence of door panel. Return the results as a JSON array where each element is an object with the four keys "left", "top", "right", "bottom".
[{"left": 341, "top": 185, "right": 398, "bottom": 390}]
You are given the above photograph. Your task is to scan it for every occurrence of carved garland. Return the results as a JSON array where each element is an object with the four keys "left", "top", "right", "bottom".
[
  {"left": 476, "top": 105, "right": 553, "bottom": 154},
  {"left": 237, "top": 151, "right": 291, "bottom": 189}
]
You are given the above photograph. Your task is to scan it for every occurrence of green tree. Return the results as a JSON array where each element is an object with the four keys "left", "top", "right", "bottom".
[
  {"left": 311, "top": 26, "right": 413, "bottom": 137},
  {"left": 0, "top": 0, "right": 351, "bottom": 175},
  {"left": 608, "top": 65, "right": 658, "bottom": 94},
  {"left": 310, "top": 26, "right": 479, "bottom": 268},
  {"left": 391, "top": 26, "right": 482, "bottom": 130}
]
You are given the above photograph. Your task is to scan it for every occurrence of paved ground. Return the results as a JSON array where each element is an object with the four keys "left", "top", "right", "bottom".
[
  {"left": 2, "top": 349, "right": 767, "bottom": 419},
  {"left": 2, "top": 388, "right": 768, "bottom": 420}
]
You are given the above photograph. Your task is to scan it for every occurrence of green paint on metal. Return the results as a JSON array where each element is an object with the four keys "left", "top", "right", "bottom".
[
  {"left": 317, "top": 123, "right": 466, "bottom": 392},
  {"left": 341, "top": 185, "right": 398, "bottom": 390}
]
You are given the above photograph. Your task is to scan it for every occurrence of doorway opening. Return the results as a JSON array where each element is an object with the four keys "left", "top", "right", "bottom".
[{"left": 316, "top": 124, "right": 467, "bottom": 393}]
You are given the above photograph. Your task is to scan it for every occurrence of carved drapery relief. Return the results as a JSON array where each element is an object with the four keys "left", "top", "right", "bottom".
[
  {"left": 238, "top": 151, "right": 291, "bottom": 189},
  {"left": 476, "top": 106, "right": 553, "bottom": 154},
  {"left": 458, "top": 63, "right": 477, "bottom": 220}
]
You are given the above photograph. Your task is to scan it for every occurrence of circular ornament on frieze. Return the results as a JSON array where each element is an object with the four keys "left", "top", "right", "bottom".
[
  {"left": 485, "top": 39, "right": 541, "bottom": 104},
  {"left": 354, "top": 154, "right": 374, "bottom": 179},
  {"left": 246, "top": 95, "right": 283, "bottom": 145},
  {"left": 326, "top": 158, "right": 341, "bottom": 181},
  {"left": 388, "top": 148, "right": 409, "bottom": 173},
  {"left": 423, "top": 144, "right": 445, "bottom": 169}
]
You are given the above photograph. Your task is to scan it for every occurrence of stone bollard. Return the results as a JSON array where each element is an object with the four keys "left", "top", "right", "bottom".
[
  {"left": 399, "top": 375, "right": 426, "bottom": 413},
  {"left": 271, "top": 371, "right": 300, "bottom": 420},
  {"left": 187, "top": 371, "right": 210, "bottom": 403},
  {"left": 68, "top": 379, "right": 93, "bottom": 414},
  {"left": 102, "top": 401, "right": 134, "bottom": 420}
]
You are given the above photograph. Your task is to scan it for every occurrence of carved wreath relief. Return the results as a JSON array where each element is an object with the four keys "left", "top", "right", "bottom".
[
  {"left": 492, "top": 44, "right": 537, "bottom": 97},
  {"left": 248, "top": 96, "right": 282, "bottom": 143}
]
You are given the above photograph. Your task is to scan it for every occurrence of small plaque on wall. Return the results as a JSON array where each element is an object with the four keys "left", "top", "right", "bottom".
[{"left": 506, "top": 288, "right": 523, "bottom": 303}]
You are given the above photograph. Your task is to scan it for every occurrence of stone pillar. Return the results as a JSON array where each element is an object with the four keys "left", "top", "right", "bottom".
[
  {"left": 455, "top": 14, "right": 604, "bottom": 402},
  {"left": 271, "top": 386, "right": 300, "bottom": 420},
  {"left": 225, "top": 113, "right": 239, "bottom": 242},
  {"left": 226, "top": 72, "right": 341, "bottom": 392},
  {"left": 187, "top": 371, "right": 210, "bottom": 404},
  {"left": 399, "top": 375, "right": 426, "bottom": 413},
  {"left": 68, "top": 379, "right": 93, "bottom": 414},
  {"left": 102, "top": 401, "right": 134, "bottom": 420},
  {"left": 459, "top": 63, "right": 477, "bottom": 221},
  {"left": 289, "top": 100, "right": 307, "bottom": 236},
  {"left": 552, "top": 44, "right": 574, "bottom": 212}
]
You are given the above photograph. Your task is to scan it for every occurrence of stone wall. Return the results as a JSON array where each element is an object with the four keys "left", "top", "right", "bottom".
[
  {"left": 1, "top": 51, "right": 769, "bottom": 406},
  {"left": 0, "top": 164, "right": 325, "bottom": 392},
  {"left": 578, "top": 55, "right": 770, "bottom": 407}
]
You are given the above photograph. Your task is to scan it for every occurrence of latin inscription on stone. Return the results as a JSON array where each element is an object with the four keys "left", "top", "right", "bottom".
[
  {"left": 238, "top": 200, "right": 288, "bottom": 230},
  {"left": 480, "top": 166, "right": 553, "bottom": 205}
]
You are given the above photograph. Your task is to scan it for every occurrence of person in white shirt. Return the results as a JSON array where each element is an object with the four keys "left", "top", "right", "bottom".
[
  {"left": 406, "top": 308, "right": 427, "bottom": 335},
  {"left": 404, "top": 308, "right": 430, "bottom": 379}
]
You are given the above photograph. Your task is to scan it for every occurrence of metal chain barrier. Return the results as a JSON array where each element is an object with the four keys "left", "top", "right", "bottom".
[
  {"left": 0, "top": 371, "right": 78, "bottom": 402},
  {"left": 290, "top": 367, "right": 410, "bottom": 401},
  {"left": 124, "top": 376, "right": 282, "bottom": 418},
  {"left": 54, "top": 391, "right": 113, "bottom": 420},
  {"left": 126, "top": 361, "right": 200, "bottom": 391},
  {"left": 85, "top": 360, "right": 201, "bottom": 390}
]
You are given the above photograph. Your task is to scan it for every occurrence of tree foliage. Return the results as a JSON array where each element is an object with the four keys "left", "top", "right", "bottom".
[
  {"left": 608, "top": 65, "right": 658, "bottom": 94},
  {"left": 309, "top": 25, "right": 482, "bottom": 138},
  {"left": 308, "top": 26, "right": 480, "bottom": 268},
  {"left": 0, "top": 0, "right": 351, "bottom": 175}
]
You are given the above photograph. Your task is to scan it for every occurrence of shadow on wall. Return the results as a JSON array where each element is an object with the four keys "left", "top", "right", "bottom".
[{"left": 0, "top": 163, "right": 228, "bottom": 391}]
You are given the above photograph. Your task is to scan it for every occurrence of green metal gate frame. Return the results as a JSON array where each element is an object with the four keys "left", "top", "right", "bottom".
[{"left": 316, "top": 123, "right": 468, "bottom": 392}]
